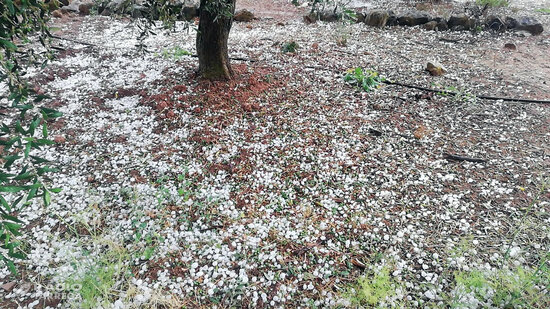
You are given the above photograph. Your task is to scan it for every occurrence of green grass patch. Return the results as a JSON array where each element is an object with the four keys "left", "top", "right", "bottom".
[
  {"left": 65, "top": 243, "right": 131, "bottom": 309},
  {"left": 158, "top": 46, "right": 192, "bottom": 60},
  {"left": 281, "top": 41, "right": 299, "bottom": 53},
  {"left": 448, "top": 259, "right": 550, "bottom": 308},
  {"left": 347, "top": 266, "right": 405, "bottom": 307},
  {"left": 537, "top": 8, "right": 550, "bottom": 14},
  {"left": 476, "top": 0, "right": 509, "bottom": 7}
]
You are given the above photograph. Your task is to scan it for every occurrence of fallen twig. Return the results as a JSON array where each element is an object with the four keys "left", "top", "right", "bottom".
[
  {"left": 51, "top": 34, "right": 98, "bottom": 47},
  {"left": 444, "top": 152, "right": 487, "bottom": 163},
  {"left": 383, "top": 80, "right": 550, "bottom": 105},
  {"left": 199, "top": 225, "right": 225, "bottom": 232}
]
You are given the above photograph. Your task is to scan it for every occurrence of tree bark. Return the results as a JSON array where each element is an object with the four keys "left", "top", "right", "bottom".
[{"left": 196, "top": 0, "right": 236, "bottom": 80}]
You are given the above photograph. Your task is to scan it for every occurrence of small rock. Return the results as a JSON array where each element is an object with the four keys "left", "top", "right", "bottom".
[
  {"left": 451, "top": 25, "right": 466, "bottom": 31},
  {"left": 54, "top": 135, "right": 66, "bottom": 143},
  {"left": 86, "top": 176, "right": 95, "bottom": 183},
  {"left": 387, "top": 11, "right": 398, "bottom": 26},
  {"left": 504, "top": 43, "right": 516, "bottom": 50},
  {"left": 423, "top": 21, "right": 438, "bottom": 31},
  {"left": 48, "top": 0, "right": 60, "bottom": 11},
  {"left": 100, "top": 8, "right": 112, "bottom": 16},
  {"left": 365, "top": 10, "right": 390, "bottom": 28},
  {"left": 166, "top": 110, "right": 176, "bottom": 118},
  {"left": 234, "top": 9, "right": 255, "bottom": 22},
  {"left": 435, "top": 18, "right": 448, "bottom": 31},
  {"left": 426, "top": 61, "right": 446, "bottom": 76},
  {"left": 319, "top": 10, "right": 341, "bottom": 22},
  {"left": 1, "top": 281, "right": 16, "bottom": 292},
  {"left": 52, "top": 9, "right": 64, "bottom": 18},
  {"left": 505, "top": 16, "right": 518, "bottom": 29},
  {"left": 303, "top": 12, "right": 318, "bottom": 24},
  {"left": 398, "top": 10, "right": 431, "bottom": 26},
  {"left": 486, "top": 15, "right": 506, "bottom": 31},
  {"left": 355, "top": 12, "right": 366, "bottom": 23},
  {"left": 182, "top": 5, "right": 199, "bottom": 21},
  {"left": 60, "top": 2, "right": 80, "bottom": 13},
  {"left": 131, "top": 5, "right": 146, "bottom": 18},
  {"left": 448, "top": 14, "right": 475, "bottom": 30},
  {"left": 515, "top": 16, "right": 544, "bottom": 35},
  {"left": 78, "top": 3, "right": 93, "bottom": 16}
]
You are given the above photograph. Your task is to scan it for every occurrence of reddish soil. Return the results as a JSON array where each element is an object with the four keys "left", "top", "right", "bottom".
[
  {"left": 479, "top": 35, "right": 550, "bottom": 99},
  {"left": 142, "top": 63, "right": 288, "bottom": 120}
]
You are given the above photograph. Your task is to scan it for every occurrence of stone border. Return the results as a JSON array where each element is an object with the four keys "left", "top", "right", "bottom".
[{"left": 304, "top": 8, "right": 544, "bottom": 36}]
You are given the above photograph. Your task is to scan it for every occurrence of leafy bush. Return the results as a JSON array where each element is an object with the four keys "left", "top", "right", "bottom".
[
  {"left": 1, "top": 0, "right": 61, "bottom": 274},
  {"left": 344, "top": 67, "right": 384, "bottom": 92}
]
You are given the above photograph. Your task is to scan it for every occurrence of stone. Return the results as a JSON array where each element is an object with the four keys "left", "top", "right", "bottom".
[
  {"left": 107, "top": 0, "right": 127, "bottom": 14},
  {"left": 182, "top": 5, "right": 199, "bottom": 20},
  {"left": 387, "top": 11, "right": 398, "bottom": 26},
  {"left": 79, "top": 3, "right": 93, "bottom": 15},
  {"left": 59, "top": 0, "right": 70, "bottom": 6},
  {"left": 60, "top": 2, "right": 79, "bottom": 13},
  {"left": 450, "top": 25, "right": 465, "bottom": 31},
  {"left": 234, "top": 9, "right": 255, "bottom": 22},
  {"left": 54, "top": 135, "right": 66, "bottom": 143},
  {"left": 448, "top": 14, "right": 475, "bottom": 30},
  {"left": 514, "top": 16, "right": 544, "bottom": 35},
  {"left": 505, "top": 16, "right": 518, "bottom": 29},
  {"left": 1, "top": 281, "right": 16, "bottom": 292},
  {"left": 486, "top": 15, "right": 506, "bottom": 31},
  {"left": 434, "top": 18, "right": 448, "bottom": 31},
  {"left": 504, "top": 43, "right": 516, "bottom": 50},
  {"left": 131, "top": 5, "right": 146, "bottom": 18},
  {"left": 303, "top": 12, "right": 318, "bottom": 24},
  {"left": 398, "top": 10, "right": 431, "bottom": 26},
  {"left": 365, "top": 10, "right": 390, "bottom": 28},
  {"left": 423, "top": 21, "right": 438, "bottom": 31},
  {"left": 355, "top": 12, "right": 366, "bottom": 23},
  {"left": 100, "top": 8, "right": 112, "bottom": 16},
  {"left": 319, "top": 10, "right": 340, "bottom": 22},
  {"left": 48, "top": 0, "right": 60, "bottom": 11},
  {"left": 52, "top": 9, "right": 64, "bottom": 18},
  {"left": 426, "top": 60, "right": 446, "bottom": 76}
]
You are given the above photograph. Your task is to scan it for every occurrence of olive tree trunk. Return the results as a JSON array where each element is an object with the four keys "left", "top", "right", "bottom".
[{"left": 196, "top": 0, "right": 236, "bottom": 80}]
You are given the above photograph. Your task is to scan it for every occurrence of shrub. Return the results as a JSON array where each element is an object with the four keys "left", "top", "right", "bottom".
[{"left": 1, "top": 0, "right": 61, "bottom": 274}]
